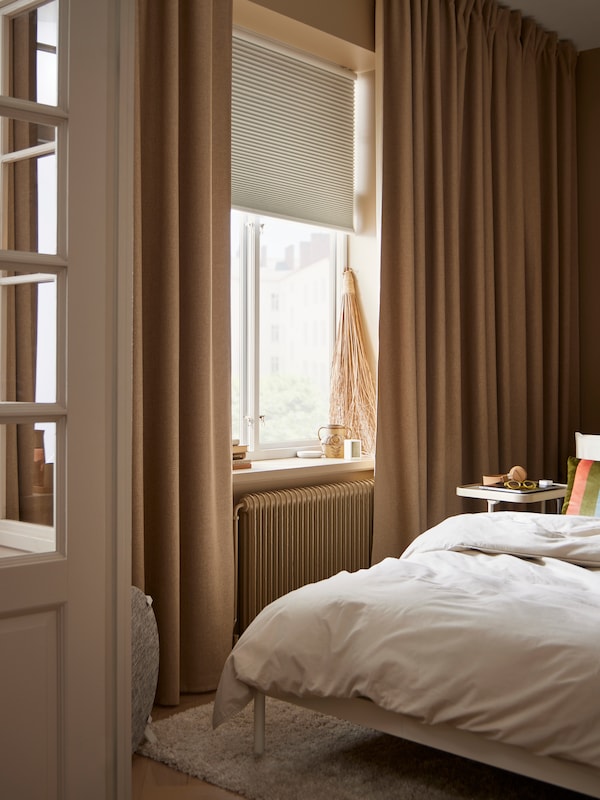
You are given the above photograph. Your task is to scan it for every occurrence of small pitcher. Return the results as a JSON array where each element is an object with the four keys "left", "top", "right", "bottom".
[{"left": 318, "top": 424, "right": 350, "bottom": 458}]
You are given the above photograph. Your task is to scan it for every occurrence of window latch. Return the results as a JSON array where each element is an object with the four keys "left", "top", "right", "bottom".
[{"left": 244, "top": 415, "right": 266, "bottom": 427}]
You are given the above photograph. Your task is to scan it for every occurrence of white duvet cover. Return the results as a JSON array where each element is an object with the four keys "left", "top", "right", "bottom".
[{"left": 213, "top": 512, "right": 600, "bottom": 769}]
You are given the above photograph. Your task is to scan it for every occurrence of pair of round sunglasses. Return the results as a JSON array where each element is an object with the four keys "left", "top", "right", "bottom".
[{"left": 503, "top": 479, "right": 537, "bottom": 490}]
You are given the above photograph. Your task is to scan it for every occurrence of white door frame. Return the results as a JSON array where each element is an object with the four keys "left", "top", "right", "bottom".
[{"left": 65, "top": 0, "right": 134, "bottom": 795}]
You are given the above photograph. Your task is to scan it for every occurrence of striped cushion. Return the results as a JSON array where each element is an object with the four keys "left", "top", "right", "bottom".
[{"left": 562, "top": 456, "right": 600, "bottom": 516}]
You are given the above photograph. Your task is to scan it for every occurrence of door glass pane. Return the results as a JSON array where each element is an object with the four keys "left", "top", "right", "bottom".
[
  {"left": 5, "top": 119, "right": 55, "bottom": 154},
  {"left": 36, "top": 1, "right": 59, "bottom": 106},
  {"left": 8, "top": 0, "right": 58, "bottom": 106},
  {"left": 0, "top": 273, "right": 57, "bottom": 404},
  {"left": 2, "top": 119, "right": 58, "bottom": 255},
  {"left": 0, "top": 421, "right": 55, "bottom": 557}
]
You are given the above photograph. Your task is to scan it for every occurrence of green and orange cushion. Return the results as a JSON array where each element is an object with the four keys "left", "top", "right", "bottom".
[{"left": 562, "top": 456, "right": 600, "bottom": 516}]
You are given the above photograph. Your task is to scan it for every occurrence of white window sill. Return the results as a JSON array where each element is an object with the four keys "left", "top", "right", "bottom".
[{"left": 232, "top": 455, "right": 374, "bottom": 500}]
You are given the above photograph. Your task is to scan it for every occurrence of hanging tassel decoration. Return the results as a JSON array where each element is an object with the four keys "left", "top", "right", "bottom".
[{"left": 329, "top": 268, "right": 377, "bottom": 455}]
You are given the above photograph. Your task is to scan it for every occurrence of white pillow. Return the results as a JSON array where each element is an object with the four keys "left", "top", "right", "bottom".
[{"left": 575, "top": 432, "right": 600, "bottom": 460}]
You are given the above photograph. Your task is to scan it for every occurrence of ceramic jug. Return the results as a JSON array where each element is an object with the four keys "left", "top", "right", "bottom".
[{"left": 318, "top": 424, "right": 350, "bottom": 458}]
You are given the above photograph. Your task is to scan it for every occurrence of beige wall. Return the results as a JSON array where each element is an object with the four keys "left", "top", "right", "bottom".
[
  {"left": 576, "top": 48, "right": 600, "bottom": 434},
  {"left": 235, "top": 0, "right": 375, "bottom": 71},
  {"left": 249, "top": 0, "right": 375, "bottom": 52},
  {"left": 349, "top": 68, "right": 379, "bottom": 372}
]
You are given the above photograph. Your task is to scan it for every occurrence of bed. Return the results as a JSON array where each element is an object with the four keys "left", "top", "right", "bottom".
[{"left": 213, "top": 510, "right": 600, "bottom": 798}]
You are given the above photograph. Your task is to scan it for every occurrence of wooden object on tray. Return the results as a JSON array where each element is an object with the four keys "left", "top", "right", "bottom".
[{"left": 482, "top": 474, "right": 506, "bottom": 485}]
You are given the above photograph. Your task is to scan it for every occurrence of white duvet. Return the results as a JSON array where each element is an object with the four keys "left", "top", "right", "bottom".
[{"left": 213, "top": 512, "right": 600, "bottom": 769}]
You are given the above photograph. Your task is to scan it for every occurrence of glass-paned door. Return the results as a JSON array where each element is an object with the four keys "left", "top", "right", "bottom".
[{"left": 0, "top": 0, "right": 133, "bottom": 797}]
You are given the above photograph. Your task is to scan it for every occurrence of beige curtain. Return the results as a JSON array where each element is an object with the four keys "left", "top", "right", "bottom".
[
  {"left": 373, "top": 0, "right": 579, "bottom": 558},
  {"left": 133, "top": 0, "right": 234, "bottom": 704}
]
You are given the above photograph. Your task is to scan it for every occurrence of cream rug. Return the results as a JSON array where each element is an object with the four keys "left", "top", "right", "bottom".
[{"left": 137, "top": 697, "right": 586, "bottom": 800}]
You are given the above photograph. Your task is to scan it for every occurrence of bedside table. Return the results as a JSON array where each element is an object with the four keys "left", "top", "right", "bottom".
[{"left": 456, "top": 483, "right": 567, "bottom": 513}]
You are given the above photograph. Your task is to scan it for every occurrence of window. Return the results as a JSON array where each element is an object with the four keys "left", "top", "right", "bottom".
[
  {"left": 232, "top": 212, "right": 344, "bottom": 457},
  {"left": 231, "top": 31, "right": 355, "bottom": 459}
]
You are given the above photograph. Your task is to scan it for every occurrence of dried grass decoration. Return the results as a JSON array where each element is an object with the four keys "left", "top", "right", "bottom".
[{"left": 329, "top": 268, "right": 377, "bottom": 456}]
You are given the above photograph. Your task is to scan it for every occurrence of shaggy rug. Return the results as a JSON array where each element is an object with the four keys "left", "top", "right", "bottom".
[{"left": 136, "top": 697, "right": 589, "bottom": 800}]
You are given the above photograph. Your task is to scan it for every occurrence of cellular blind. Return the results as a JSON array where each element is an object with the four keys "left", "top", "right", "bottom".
[{"left": 232, "top": 33, "right": 356, "bottom": 231}]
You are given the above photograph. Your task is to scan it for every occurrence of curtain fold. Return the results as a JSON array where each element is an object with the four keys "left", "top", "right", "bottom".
[
  {"left": 133, "top": 0, "right": 234, "bottom": 704},
  {"left": 373, "top": 0, "right": 579, "bottom": 558}
]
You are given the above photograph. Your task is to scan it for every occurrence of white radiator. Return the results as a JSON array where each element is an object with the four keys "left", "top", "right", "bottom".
[{"left": 234, "top": 478, "right": 374, "bottom": 635}]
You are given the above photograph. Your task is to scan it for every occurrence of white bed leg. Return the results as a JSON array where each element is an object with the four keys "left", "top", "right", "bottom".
[{"left": 253, "top": 692, "right": 265, "bottom": 755}]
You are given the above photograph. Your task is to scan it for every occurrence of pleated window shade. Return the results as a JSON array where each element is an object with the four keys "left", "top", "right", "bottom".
[{"left": 232, "top": 33, "right": 356, "bottom": 231}]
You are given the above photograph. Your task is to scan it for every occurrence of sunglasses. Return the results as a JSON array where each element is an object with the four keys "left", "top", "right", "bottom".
[{"left": 504, "top": 479, "right": 537, "bottom": 490}]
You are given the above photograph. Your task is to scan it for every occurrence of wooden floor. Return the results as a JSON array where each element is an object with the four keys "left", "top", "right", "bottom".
[{"left": 132, "top": 693, "right": 242, "bottom": 800}]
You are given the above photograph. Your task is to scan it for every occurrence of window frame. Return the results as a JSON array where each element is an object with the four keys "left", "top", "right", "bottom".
[
  {"left": 230, "top": 30, "right": 358, "bottom": 462},
  {"left": 232, "top": 210, "right": 346, "bottom": 460}
]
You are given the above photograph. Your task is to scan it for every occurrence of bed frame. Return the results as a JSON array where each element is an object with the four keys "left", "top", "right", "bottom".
[{"left": 252, "top": 690, "right": 600, "bottom": 799}]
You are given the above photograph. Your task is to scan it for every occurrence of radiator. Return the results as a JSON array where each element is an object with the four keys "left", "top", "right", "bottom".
[{"left": 234, "top": 478, "right": 374, "bottom": 635}]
